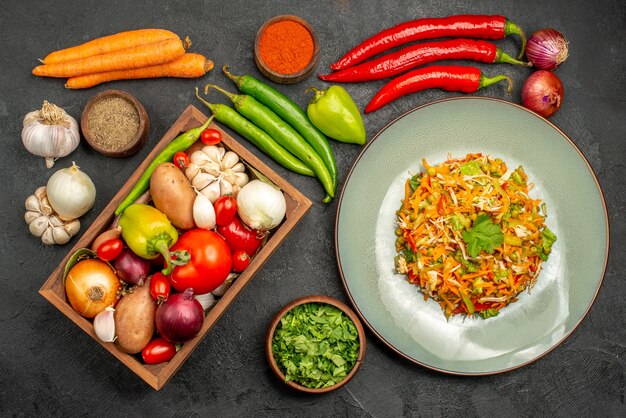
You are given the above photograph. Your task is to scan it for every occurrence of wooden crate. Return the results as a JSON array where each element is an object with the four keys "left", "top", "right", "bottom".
[{"left": 39, "top": 105, "right": 312, "bottom": 390}]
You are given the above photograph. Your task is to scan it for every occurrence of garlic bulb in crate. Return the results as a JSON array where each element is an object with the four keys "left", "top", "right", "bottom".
[{"left": 185, "top": 145, "right": 249, "bottom": 203}]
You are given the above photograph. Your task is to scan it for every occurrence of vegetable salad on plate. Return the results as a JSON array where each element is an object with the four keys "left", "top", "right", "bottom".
[{"left": 394, "top": 153, "right": 557, "bottom": 319}]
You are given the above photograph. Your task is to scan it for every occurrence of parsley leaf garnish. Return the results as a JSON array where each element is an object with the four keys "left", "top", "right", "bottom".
[
  {"left": 461, "top": 214, "right": 504, "bottom": 258},
  {"left": 271, "top": 303, "right": 360, "bottom": 389}
]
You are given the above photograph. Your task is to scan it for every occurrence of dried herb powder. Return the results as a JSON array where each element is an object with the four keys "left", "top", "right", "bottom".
[
  {"left": 87, "top": 97, "right": 139, "bottom": 151},
  {"left": 271, "top": 303, "right": 360, "bottom": 389}
]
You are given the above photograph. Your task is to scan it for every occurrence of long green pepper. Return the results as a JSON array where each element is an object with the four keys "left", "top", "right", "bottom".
[
  {"left": 206, "top": 84, "right": 334, "bottom": 200},
  {"left": 223, "top": 66, "right": 338, "bottom": 202},
  {"left": 194, "top": 88, "right": 314, "bottom": 177},
  {"left": 114, "top": 116, "right": 213, "bottom": 215}
]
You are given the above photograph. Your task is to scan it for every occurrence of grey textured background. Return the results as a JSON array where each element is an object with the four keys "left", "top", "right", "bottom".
[{"left": 1, "top": 0, "right": 624, "bottom": 416}]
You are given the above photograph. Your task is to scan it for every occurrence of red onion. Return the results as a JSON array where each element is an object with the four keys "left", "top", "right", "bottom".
[
  {"left": 155, "top": 288, "right": 204, "bottom": 343},
  {"left": 521, "top": 70, "right": 564, "bottom": 118},
  {"left": 114, "top": 248, "right": 150, "bottom": 285},
  {"left": 526, "top": 29, "right": 569, "bottom": 70}
]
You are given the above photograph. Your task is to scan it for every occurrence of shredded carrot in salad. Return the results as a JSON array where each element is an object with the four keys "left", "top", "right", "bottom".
[{"left": 394, "top": 153, "right": 557, "bottom": 319}]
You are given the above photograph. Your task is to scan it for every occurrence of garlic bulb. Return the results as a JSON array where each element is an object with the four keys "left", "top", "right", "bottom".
[
  {"left": 24, "top": 186, "right": 80, "bottom": 245},
  {"left": 47, "top": 162, "right": 96, "bottom": 220},
  {"left": 185, "top": 145, "right": 249, "bottom": 203},
  {"left": 22, "top": 100, "right": 80, "bottom": 168}
]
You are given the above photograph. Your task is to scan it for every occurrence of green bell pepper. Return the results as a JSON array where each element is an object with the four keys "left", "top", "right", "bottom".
[
  {"left": 306, "top": 86, "right": 366, "bottom": 145},
  {"left": 118, "top": 204, "right": 178, "bottom": 275}
]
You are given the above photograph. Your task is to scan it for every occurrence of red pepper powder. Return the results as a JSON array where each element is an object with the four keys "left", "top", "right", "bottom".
[{"left": 258, "top": 20, "right": 314, "bottom": 74}]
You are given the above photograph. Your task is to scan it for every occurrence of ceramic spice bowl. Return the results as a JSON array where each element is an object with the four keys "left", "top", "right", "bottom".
[
  {"left": 265, "top": 295, "right": 366, "bottom": 393},
  {"left": 254, "top": 15, "right": 320, "bottom": 84},
  {"left": 80, "top": 89, "right": 149, "bottom": 157}
]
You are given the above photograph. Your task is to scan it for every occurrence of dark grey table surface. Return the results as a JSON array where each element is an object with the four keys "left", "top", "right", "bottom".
[{"left": 1, "top": 0, "right": 624, "bottom": 416}]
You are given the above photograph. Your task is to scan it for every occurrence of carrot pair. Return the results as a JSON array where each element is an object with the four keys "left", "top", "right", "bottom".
[{"left": 33, "top": 29, "right": 214, "bottom": 89}]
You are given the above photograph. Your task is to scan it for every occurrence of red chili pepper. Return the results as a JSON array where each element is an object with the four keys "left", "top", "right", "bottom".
[
  {"left": 320, "top": 39, "right": 529, "bottom": 83},
  {"left": 364, "top": 65, "right": 512, "bottom": 113},
  {"left": 330, "top": 14, "right": 526, "bottom": 71},
  {"left": 405, "top": 233, "right": 417, "bottom": 252}
]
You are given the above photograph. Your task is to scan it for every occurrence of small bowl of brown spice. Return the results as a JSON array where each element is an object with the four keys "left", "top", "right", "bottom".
[{"left": 81, "top": 90, "right": 149, "bottom": 157}]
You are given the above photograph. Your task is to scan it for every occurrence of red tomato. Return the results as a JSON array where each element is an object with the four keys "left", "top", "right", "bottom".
[
  {"left": 96, "top": 238, "right": 124, "bottom": 261},
  {"left": 141, "top": 338, "right": 176, "bottom": 364},
  {"left": 173, "top": 151, "right": 190, "bottom": 169},
  {"left": 149, "top": 272, "right": 171, "bottom": 302},
  {"left": 216, "top": 216, "right": 264, "bottom": 256},
  {"left": 200, "top": 128, "right": 222, "bottom": 145},
  {"left": 232, "top": 250, "right": 251, "bottom": 273},
  {"left": 169, "top": 229, "right": 232, "bottom": 294},
  {"left": 214, "top": 195, "right": 237, "bottom": 226}
]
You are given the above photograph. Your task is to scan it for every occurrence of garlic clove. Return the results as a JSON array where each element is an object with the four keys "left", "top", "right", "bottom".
[
  {"left": 34, "top": 186, "right": 47, "bottom": 200},
  {"left": 52, "top": 226, "right": 71, "bottom": 244},
  {"left": 25, "top": 195, "right": 41, "bottom": 212},
  {"left": 200, "top": 181, "right": 221, "bottom": 203},
  {"left": 185, "top": 163, "right": 201, "bottom": 181},
  {"left": 192, "top": 172, "right": 217, "bottom": 190},
  {"left": 212, "top": 273, "right": 238, "bottom": 297},
  {"left": 234, "top": 172, "right": 249, "bottom": 187},
  {"left": 195, "top": 292, "right": 216, "bottom": 311},
  {"left": 231, "top": 162, "right": 246, "bottom": 173},
  {"left": 219, "top": 179, "right": 233, "bottom": 196},
  {"left": 190, "top": 150, "right": 211, "bottom": 166},
  {"left": 64, "top": 219, "right": 81, "bottom": 237},
  {"left": 40, "top": 197, "right": 54, "bottom": 216},
  {"left": 48, "top": 215, "right": 64, "bottom": 227},
  {"left": 203, "top": 162, "right": 221, "bottom": 177},
  {"left": 217, "top": 146, "right": 226, "bottom": 160},
  {"left": 25, "top": 210, "right": 41, "bottom": 224},
  {"left": 29, "top": 216, "right": 49, "bottom": 237},
  {"left": 94, "top": 306, "right": 116, "bottom": 343},
  {"left": 193, "top": 193, "right": 216, "bottom": 230},
  {"left": 202, "top": 146, "right": 221, "bottom": 163},
  {"left": 41, "top": 226, "right": 55, "bottom": 245},
  {"left": 221, "top": 151, "right": 239, "bottom": 170},
  {"left": 222, "top": 172, "right": 239, "bottom": 185}
]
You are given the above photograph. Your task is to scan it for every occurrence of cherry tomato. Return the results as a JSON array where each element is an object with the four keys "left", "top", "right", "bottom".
[
  {"left": 232, "top": 250, "right": 251, "bottom": 273},
  {"left": 149, "top": 272, "right": 171, "bottom": 303},
  {"left": 214, "top": 195, "right": 237, "bottom": 226},
  {"left": 141, "top": 338, "right": 177, "bottom": 364},
  {"left": 169, "top": 229, "right": 232, "bottom": 294},
  {"left": 96, "top": 238, "right": 124, "bottom": 261},
  {"left": 173, "top": 151, "right": 190, "bottom": 169},
  {"left": 200, "top": 128, "right": 222, "bottom": 145}
]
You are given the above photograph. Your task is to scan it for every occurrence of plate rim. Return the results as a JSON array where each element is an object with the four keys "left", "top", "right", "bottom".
[{"left": 334, "top": 96, "right": 610, "bottom": 376}]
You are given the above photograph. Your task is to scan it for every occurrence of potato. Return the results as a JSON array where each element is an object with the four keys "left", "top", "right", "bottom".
[
  {"left": 114, "top": 281, "right": 156, "bottom": 354},
  {"left": 150, "top": 162, "right": 196, "bottom": 230}
]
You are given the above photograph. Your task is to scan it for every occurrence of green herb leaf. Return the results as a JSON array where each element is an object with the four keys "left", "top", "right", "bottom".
[
  {"left": 271, "top": 303, "right": 360, "bottom": 389},
  {"left": 461, "top": 215, "right": 504, "bottom": 258}
]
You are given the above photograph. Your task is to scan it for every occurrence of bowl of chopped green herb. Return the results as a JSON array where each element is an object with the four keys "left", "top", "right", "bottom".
[{"left": 266, "top": 295, "right": 366, "bottom": 393}]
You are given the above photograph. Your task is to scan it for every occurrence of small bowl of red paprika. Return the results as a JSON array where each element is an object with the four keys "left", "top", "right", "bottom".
[{"left": 254, "top": 15, "right": 319, "bottom": 84}]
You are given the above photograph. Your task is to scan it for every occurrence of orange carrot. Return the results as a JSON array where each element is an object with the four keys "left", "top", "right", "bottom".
[
  {"left": 64, "top": 53, "right": 213, "bottom": 89},
  {"left": 33, "top": 38, "right": 188, "bottom": 78},
  {"left": 42, "top": 29, "right": 179, "bottom": 65}
]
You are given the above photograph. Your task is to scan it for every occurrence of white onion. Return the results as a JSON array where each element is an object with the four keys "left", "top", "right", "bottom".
[
  {"left": 46, "top": 162, "right": 96, "bottom": 220},
  {"left": 236, "top": 180, "right": 286, "bottom": 231}
]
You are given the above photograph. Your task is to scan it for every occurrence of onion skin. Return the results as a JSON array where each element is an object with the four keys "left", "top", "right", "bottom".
[
  {"left": 521, "top": 70, "right": 564, "bottom": 118},
  {"left": 526, "top": 28, "right": 569, "bottom": 71},
  {"left": 155, "top": 288, "right": 204, "bottom": 343},
  {"left": 114, "top": 248, "right": 151, "bottom": 286},
  {"left": 65, "top": 259, "right": 120, "bottom": 318}
]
